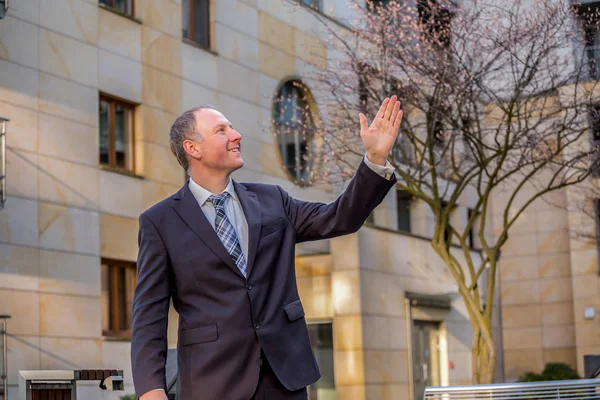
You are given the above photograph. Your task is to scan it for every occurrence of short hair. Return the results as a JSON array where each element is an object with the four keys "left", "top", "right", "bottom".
[{"left": 169, "top": 105, "right": 217, "bottom": 174}]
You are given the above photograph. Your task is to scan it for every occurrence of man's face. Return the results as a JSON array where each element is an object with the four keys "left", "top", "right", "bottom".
[{"left": 190, "top": 108, "right": 244, "bottom": 173}]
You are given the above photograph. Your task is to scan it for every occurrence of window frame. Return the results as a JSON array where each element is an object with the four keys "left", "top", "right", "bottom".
[
  {"left": 99, "top": 94, "right": 136, "bottom": 173},
  {"left": 99, "top": 0, "right": 134, "bottom": 17},
  {"left": 101, "top": 258, "right": 137, "bottom": 339},
  {"left": 182, "top": 0, "right": 211, "bottom": 49}
]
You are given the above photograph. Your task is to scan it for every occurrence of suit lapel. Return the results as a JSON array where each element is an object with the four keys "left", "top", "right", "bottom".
[
  {"left": 234, "top": 181, "right": 262, "bottom": 278},
  {"left": 171, "top": 183, "right": 244, "bottom": 279}
]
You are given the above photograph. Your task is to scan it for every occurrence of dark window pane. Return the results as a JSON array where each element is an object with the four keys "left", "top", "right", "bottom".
[
  {"left": 182, "top": 0, "right": 190, "bottom": 39},
  {"left": 417, "top": 0, "right": 453, "bottom": 48},
  {"left": 99, "top": 0, "right": 111, "bottom": 7},
  {"left": 397, "top": 190, "right": 411, "bottom": 232},
  {"left": 99, "top": 100, "right": 110, "bottom": 165},
  {"left": 114, "top": 0, "right": 132, "bottom": 15},
  {"left": 307, "top": 323, "right": 335, "bottom": 399},
  {"left": 286, "top": 142, "right": 296, "bottom": 177},
  {"left": 115, "top": 103, "right": 131, "bottom": 169},
  {"left": 299, "top": 139, "right": 310, "bottom": 181},
  {"left": 591, "top": 106, "right": 600, "bottom": 143},
  {"left": 193, "top": 0, "right": 210, "bottom": 47}
]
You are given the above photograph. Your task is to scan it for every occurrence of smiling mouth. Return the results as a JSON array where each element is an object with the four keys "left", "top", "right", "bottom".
[{"left": 228, "top": 148, "right": 241, "bottom": 153}]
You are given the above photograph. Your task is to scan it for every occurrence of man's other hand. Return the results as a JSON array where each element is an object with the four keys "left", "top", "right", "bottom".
[
  {"left": 140, "top": 389, "right": 168, "bottom": 400},
  {"left": 360, "top": 95, "right": 403, "bottom": 166}
]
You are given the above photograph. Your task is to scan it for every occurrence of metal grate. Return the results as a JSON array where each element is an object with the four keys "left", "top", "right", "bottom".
[{"left": 424, "top": 378, "right": 600, "bottom": 399}]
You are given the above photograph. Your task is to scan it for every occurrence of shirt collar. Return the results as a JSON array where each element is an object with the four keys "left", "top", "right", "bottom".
[{"left": 188, "top": 177, "right": 239, "bottom": 207}]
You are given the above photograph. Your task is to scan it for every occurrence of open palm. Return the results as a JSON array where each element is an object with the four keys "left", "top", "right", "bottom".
[{"left": 359, "top": 95, "right": 403, "bottom": 165}]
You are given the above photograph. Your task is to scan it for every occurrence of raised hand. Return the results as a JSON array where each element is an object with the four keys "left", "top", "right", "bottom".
[{"left": 359, "top": 95, "right": 403, "bottom": 166}]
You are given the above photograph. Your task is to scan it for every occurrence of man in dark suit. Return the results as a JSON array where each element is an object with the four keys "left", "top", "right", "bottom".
[{"left": 131, "top": 96, "right": 403, "bottom": 400}]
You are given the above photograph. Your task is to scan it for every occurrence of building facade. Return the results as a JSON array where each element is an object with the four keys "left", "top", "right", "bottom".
[{"left": 0, "top": 0, "right": 598, "bottom": 400}]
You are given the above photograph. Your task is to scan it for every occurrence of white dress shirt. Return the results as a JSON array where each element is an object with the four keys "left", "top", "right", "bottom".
[{"left": 143, "top": 155, "right": 393, "bottom": 397}]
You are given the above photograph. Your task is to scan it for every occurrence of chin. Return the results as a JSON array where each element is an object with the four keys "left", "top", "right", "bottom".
[{"left": 232, "top": 159, "right": 244, "bottom": 171}]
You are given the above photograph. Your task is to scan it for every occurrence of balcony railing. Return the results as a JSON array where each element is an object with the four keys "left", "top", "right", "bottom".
[
  {"left": 0, "top": 117, "right": 8, "bottom": 210},
  {"left": 0, "top": 315, "right": 10, "bottom": 400},
  {"left": 424, "top": 378, "right": 600, "bottom": 399}
]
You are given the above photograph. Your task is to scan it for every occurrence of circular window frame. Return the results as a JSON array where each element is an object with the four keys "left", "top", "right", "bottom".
[{"left": 270, "top": 77, "right": 322, "bottom": 187}]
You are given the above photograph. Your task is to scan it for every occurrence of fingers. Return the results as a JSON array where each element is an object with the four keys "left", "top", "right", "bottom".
[
  {"left": 359, "top": 113, "right": 369, "bottom": 132},
  {"left": 384, "top": 95, "right": 398, "bottom": 121},
  {"left": 393, "top": 110, "right": 404, "bottom": 130},
  {"left": 390, "top": 100, "right": 401, "bottom": 125},
  {"left": 375, "top": 98, "right": 390, "bottom": 121}
]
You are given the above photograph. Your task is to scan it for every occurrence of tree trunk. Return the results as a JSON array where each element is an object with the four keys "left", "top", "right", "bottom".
[{"left": 472, "top": 327, "right": 496, "bottom": 384}]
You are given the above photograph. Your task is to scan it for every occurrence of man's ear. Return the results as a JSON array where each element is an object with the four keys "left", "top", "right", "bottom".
[{"left": 183, "top": 139, "right": 202, "bottom": 161}]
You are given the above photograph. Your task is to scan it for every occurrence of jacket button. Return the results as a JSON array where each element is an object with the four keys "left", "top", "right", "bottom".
[
  {"left": 254, "top": 323, "right": 260, "bottom": 330},
  {"left": 246, "top": 284, "right": 252, "bottom": 290}
]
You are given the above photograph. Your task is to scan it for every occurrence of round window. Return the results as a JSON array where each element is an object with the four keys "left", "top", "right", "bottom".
[{"left": 273, "top": 80, "right": 318, "bottom": 186}]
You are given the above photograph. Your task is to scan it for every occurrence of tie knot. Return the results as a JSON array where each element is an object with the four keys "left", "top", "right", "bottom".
[{"left": 208, "top": 193, "right": 229, "bottom": 209}]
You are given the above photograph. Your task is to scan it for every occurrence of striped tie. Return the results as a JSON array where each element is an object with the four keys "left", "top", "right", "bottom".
[{"left": 207, "top": 193, "right": 247, "bottom": 277}]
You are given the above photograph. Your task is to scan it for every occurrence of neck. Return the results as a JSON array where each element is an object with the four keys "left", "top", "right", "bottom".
[{"left": 189, "top": 167, "right": 231, "bottom": 194}]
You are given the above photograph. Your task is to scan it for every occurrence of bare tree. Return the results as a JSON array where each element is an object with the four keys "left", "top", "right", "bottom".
[{"left": 278, "top": 0, "right": 600, "bottom": 384}]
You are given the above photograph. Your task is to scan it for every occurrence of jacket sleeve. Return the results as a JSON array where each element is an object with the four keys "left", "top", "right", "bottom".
[
  {"left": 278, "top": 159, "right": 397, "bottom": 243},
  {"left": 131, "top": 213, "right": 173, "bottom": 396}
]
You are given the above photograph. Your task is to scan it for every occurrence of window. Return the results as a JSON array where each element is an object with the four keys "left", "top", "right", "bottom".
[
  {"left": 307, "top": 323, "right": 335, "bottom": 400},
  {"left": 590, "top": 105, "right": 600, "bottom": 143},
  {"left": 590, "top": 105, "right": 600, "bottom": 176},
  {"left": 182, "top": 0, "right": 210, "bottom": 48},
  {"left": 417, "top": 0, "right": 453, "bottom": 49},
  {"left": 274, "top": 80, "right": 317, "bottom": 186},
  {"left": 99, "top": 95, "right": 135, "bottom": 171},
  {"left": 300, "top": 0, "right": 322, "bottom": 10},
  {"left": 358, "top": 63, "right": 406, "bottom": 115},
  {"left": 397, "top": 190, "right": 412, "bottom": 232},
  {"left": 576, "top": 1, "right": 600, "bottom": 79},
  {"left": 99, "top": 0, "right": 134, "bottom": 16},
  {"left": 358, "top": 63, "right": 414, "bottom": 165},
  {"left": 101, "top": 259, "right": 137, "bottom": 338}
]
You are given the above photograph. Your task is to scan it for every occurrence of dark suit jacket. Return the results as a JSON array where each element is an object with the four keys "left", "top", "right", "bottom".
[{"left": 131, "top": 160, "right": 397, "bottom": 400}]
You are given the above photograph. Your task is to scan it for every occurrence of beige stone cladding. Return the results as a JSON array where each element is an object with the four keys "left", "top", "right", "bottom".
[{"left": 0, "top": 0, "right": 337, "bottom": 398}]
